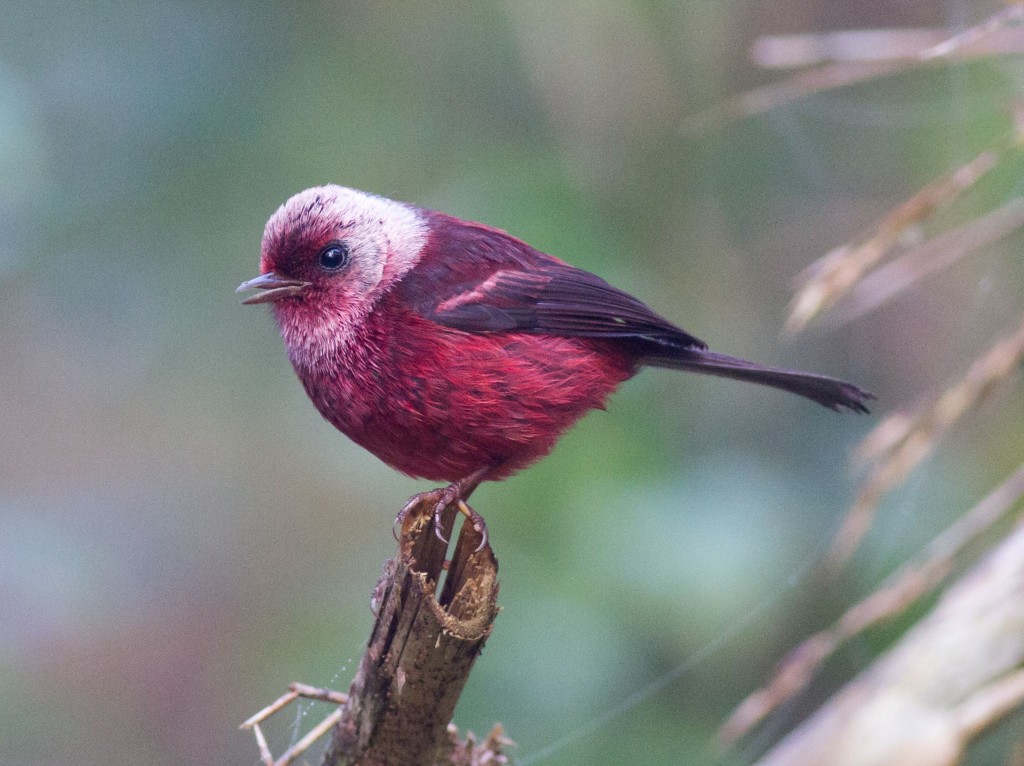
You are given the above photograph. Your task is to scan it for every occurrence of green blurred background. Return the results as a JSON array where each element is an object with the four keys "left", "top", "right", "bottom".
[{"left": 3, "top": 2, "right": 1023, "bottom": 764}]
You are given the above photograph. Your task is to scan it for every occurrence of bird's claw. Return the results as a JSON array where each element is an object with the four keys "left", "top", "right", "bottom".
[
  {"left": 392, "top": 487, "right": 489, "bottom": 553},
  {"left": 432, "top": 499, "right": 488, "bottom": 552},
  {"left": 432, "top": 500, "right": 452, "bottom": 544},
  {"left": 457, "top": 500, "right": 489, "bottom": 552},
  {"left": 393, "top": 489, "right": 443, "bottom": 541}
]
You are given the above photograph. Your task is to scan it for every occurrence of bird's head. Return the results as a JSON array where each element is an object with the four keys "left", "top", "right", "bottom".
[{"left": 236, "top": 185, "right": 428, "bottom": 359}]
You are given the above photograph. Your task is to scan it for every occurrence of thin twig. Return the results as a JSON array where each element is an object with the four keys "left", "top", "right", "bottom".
[
  {"left": 289, "top": 683, "right": 349, "bottom": 706},
  {"left": 276, "top": 708, "right": 345, "bottom": 766},
  {"left": 241, "top": 685, "right": 349, "bottom": 766},
  {"left": 241, "top": 689, "right": 302, "bottom": 730}
]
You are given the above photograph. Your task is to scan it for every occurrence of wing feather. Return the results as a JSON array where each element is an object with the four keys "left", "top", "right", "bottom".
[{"left": 395, "top": 214, "right": 705, "bottom": 350}]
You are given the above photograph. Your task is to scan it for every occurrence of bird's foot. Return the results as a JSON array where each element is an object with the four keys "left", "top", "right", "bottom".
[
  {"left": 393, "top": 466, "right": 493, "bottom": 551},
  {"left": 454, "top": 499, "right": 488, "bottom": 552},
  {"left": 427, "top": 485, "right": 489, "bottom": 554},
  {"left": 392, "top": 485, "right": 489, "bottom": 553},
  {"left": 393, "top": 487, "right": 445, "bottom": 541}
]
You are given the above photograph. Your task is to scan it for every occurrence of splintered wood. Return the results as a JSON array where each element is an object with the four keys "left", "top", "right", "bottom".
[
  {"left": 323, "top": 497, "right": 502, "bottom": 765},
  {"left": 242, "top": 496, "right": 505, "bottom": 766}
]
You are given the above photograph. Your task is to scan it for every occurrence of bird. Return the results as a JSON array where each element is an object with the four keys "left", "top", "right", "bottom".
[{"left": 237, "top": 185, "right": 872, "bottom": 543}]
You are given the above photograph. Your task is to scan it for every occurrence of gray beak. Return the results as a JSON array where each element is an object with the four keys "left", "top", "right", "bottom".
[{"left": 235, "top": 272, "right": 311, "bottom": 304}]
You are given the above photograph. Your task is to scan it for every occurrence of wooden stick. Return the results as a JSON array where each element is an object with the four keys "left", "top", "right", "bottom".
[{"left": 321, "top": 496, "right": 502, "bottom": 765}]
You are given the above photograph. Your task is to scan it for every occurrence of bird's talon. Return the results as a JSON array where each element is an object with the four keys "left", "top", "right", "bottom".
[
  {"left": 432, "top": 504, "right": 452, "bottom": 544},
  {"left": 393, "top": 471, "right": 492, "bottom": 550},
  {"left": 456, "top": 499, "right": 489, "bottom": 552},
  {"left": 473, "top": 529, "right": 488, "bottom": 553}
]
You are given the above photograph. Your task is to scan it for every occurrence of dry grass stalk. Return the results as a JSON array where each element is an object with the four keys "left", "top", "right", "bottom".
[
  {"left": 721, "top": 462, "right": 1024, "bottom": 745},
  {"left": 714, "top": 6, "right": 1024, "bottom": 759},
  {"left": 681, "top": 5, "right": 1024, "bottom": 138},
  {"left": 751, "top": 29, "right": 948, "bottom": 69},
  {"left": 954, "top": 667, "right": 1024, "bottom": 742},
  {"left": 824, "top": 197, "right": 1024, "bottom": 329},
  {"left": 750, "top": 518, "right": 1024, "bottom": 766},
  {"left": 919, "top": 4, "right": 1024, "bottom": 61},
  {"left": 680, "top": 60, "right": 910, "bottom": 137},
  {"left": 829, "top": 314, "right": 1024, "bottom": 564},
  {"left": 787, "top": 132, "right": 1021, "bottom": 333}
]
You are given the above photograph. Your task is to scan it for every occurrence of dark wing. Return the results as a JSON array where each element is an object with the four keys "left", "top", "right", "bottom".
[
  {"left": 431, "top": 265, "right": 707, "bottom": 348},
  {"left": 392, "top": 214, "right": 874, "bottom": 413},
  {"left": 394, "top": 213, "right": 706, "bottom": 351}
]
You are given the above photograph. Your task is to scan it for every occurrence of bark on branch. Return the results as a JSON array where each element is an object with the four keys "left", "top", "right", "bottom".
[{"left": 321, "top": 496, "right": 504, "bottom": 766}]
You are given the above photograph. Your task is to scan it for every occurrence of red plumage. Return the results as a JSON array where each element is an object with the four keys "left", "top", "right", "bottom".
[
  {"left": 299, "top": 292, "right": 634, "bottom": 481},
  {"left": 238, "top": 185, "right": 871, "bottom": 496}
]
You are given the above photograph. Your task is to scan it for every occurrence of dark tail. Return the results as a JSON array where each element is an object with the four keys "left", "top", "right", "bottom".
[{"left": 645, "top": 348, "right": 874, "bottom": 413}]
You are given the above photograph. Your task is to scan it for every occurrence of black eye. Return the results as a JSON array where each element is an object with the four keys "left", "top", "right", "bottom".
[{"left": 317, "top": 242, "right": 350, "bottom": 271}]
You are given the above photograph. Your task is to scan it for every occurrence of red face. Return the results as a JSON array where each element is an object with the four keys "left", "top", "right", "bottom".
[
  {"left": 238, "top": 226, "right": 347, "bottom": 307},
  {"left": 236, "top": 185, "right": 429, "bottom": 365},
  {"left": 259, "top": 210, "right": 347, "bottom": 286}
]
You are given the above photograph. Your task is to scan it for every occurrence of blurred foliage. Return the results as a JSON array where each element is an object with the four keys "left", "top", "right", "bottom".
[{"left": 1, "top": 2, "right": 1022, "bottom": 765}]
